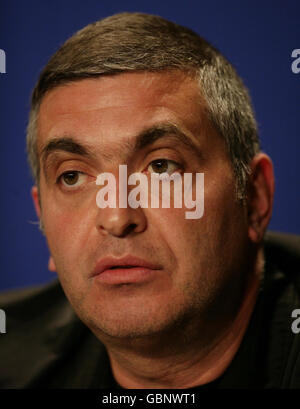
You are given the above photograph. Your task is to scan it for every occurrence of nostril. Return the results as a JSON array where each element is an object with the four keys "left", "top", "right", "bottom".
[
  {"left": 110, "top": 223, "right": 139, "bottom": 238},
  {"left": 96, "top": 207, "right": 147, "bottom": 237}
]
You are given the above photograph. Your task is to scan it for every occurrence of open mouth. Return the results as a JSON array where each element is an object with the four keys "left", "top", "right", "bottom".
[
  {"left": 92, "top": 256, "right": 162, "bottom": 285},
  {"left": 109, "top": 265, "right": 136, "bottom": 269}
]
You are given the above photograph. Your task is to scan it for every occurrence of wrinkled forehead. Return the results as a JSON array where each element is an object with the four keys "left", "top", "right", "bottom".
[
  {"left": 37, "top": 71, "right": 205, "bottom": 133},
  {"left": 36, "top": 70, "right": 223, "bottom": 166}
]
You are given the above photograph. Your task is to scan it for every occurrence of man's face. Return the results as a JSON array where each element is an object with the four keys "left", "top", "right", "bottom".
[{"left": 35, "top": 71, "right": 251, "bottom": 340}]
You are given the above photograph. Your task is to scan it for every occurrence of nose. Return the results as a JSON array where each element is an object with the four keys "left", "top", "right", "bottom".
[{"left": 96, "top": 206, "right": 147, "bottom": 237}]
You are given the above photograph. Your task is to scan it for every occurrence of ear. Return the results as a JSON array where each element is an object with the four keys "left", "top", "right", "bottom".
[
  {"left": 31, "top": 186, "right": 57, "bottom": 272},
  {"left": 31, "top": 186, "right": 41, "bottom": 219},
  {"left": 48, "top": 256, "right": 57, "bottom": 272},
  {"left": 247, "top": 153, "right": 275, "bottom": 243}
]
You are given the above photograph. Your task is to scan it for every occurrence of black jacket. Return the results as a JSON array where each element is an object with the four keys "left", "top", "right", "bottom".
[{"left": 0, "top": 231, "right": 299, "bottom": 389}]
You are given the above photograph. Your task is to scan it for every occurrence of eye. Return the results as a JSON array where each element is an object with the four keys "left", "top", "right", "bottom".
[
  {"left": 147, "top": 159, "right": 180, "bottom": 175},
  {"left": 58, "top": 171, "right": 87, "bottom": 188}
]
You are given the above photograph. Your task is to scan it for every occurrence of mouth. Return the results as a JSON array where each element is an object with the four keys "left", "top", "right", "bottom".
[{"left": 91, "top": 255, "right": 162, "bottom": 285}]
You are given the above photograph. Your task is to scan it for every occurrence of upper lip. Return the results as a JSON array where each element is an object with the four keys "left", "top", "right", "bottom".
[{"left": 91, "top": 255, "right": 161, "bottom": 277}]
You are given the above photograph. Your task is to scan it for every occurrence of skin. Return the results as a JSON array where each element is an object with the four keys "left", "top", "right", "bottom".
[{"left": 32, "top": 71, "right": 274, "bottom": 388}]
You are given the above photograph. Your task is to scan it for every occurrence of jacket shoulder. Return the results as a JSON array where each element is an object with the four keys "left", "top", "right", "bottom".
[
  {"left": 264, "top": 231, "right": 300, "bottom": 274},
  {"left": 0, "top": 280, "right": 102, "bottom": 388},
  {"left": 0, "top": 280, "right": 70, "bottom": 325},
  {"left": 262, "top": 231, "right": 300, "bottom": 388}
]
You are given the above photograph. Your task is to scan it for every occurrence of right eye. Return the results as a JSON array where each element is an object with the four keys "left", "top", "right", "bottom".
[
  {"left": 147, "top": 159, "right": 181, "bottom": 175},
  {"left": 57, "top": 171, "right": 87, "bottom": 189}
]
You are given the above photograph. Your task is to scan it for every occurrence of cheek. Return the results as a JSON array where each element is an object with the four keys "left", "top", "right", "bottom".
[
  {"left": 42, "top": 185, "right": 97, "bottom": 238},
  {"left": 203, "top": 166, "right": 246, "bottom": 231},
  {"left": 150, "top": 176, "right": 247, "bottom": 275},
  {"left": 41, "top": 194, "right": 97, "bottom": 281},
  {"left": 147, "top": 207, "right": 204, "bottom": 276},
  {"left": 42, "top": 205, "right": 92, "bottom": 308}
]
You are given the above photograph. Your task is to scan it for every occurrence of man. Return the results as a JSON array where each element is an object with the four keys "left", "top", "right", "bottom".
[{"left": 0, "top": 12, "right": 299, "bottom": 389}]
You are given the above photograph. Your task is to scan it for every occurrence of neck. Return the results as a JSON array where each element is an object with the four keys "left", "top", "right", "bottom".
[{"left": 104, "top": 255, "right": 263, "bottom": 389}]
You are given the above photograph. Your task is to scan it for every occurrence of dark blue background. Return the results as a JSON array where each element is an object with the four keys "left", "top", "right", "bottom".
[{"left": 0, "top": 0, "right": 299, "bottom": 290}]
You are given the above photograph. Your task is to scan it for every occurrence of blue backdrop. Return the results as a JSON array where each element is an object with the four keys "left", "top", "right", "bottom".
[{"left": 0, "top": 0, "right": 299, "bottom": 290}]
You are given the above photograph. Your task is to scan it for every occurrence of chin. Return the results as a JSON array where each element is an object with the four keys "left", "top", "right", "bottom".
[{"left": 79, "top": 301, "right": 191, "bottom": 341}]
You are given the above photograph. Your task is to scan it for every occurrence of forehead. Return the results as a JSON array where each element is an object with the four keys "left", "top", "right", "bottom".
[{"left": 37, "top": 71, "right": 217, "bottom": 157}]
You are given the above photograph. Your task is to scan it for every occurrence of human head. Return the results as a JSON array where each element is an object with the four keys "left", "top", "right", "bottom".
[
  {"left": 27, "top": 12, "right": 259, "bottom": 200},
  {"left": 27, "top": 13, "right": 274, "bottom": 345}
]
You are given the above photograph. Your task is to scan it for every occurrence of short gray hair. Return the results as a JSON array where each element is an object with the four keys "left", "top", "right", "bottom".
[{"left": 27, "top": 12, "right": 259, "bottom": 199}]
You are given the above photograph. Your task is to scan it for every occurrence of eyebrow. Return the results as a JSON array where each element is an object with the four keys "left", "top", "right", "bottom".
[
  {"left": 41, "top": 138, "right": 95, "bottom": 161},
  {"left": 134, "top": 123, "right": 201, "bottom": 155},
  {"left": 40, "top": 122, "right": 201, "bottom": 175},
  {"left": 40, "top": 137, "right": 97, "bottom": 179}
]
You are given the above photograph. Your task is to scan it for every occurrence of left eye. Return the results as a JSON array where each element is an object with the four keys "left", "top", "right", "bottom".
[
  {"left": 59, "top": 171, "right": 86, "bottom": 188},
  {"left": 147, "top": 159, "right": 180, "bottom": 175}
]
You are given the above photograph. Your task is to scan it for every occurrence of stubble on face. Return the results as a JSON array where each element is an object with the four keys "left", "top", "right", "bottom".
[{"left": 36, "top": 71, "right": 250, "bottom": 344}]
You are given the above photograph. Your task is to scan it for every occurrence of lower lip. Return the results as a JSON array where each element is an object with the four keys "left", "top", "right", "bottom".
[{"left": 94, "top": 267, "right": 159, "bottom": 285}]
